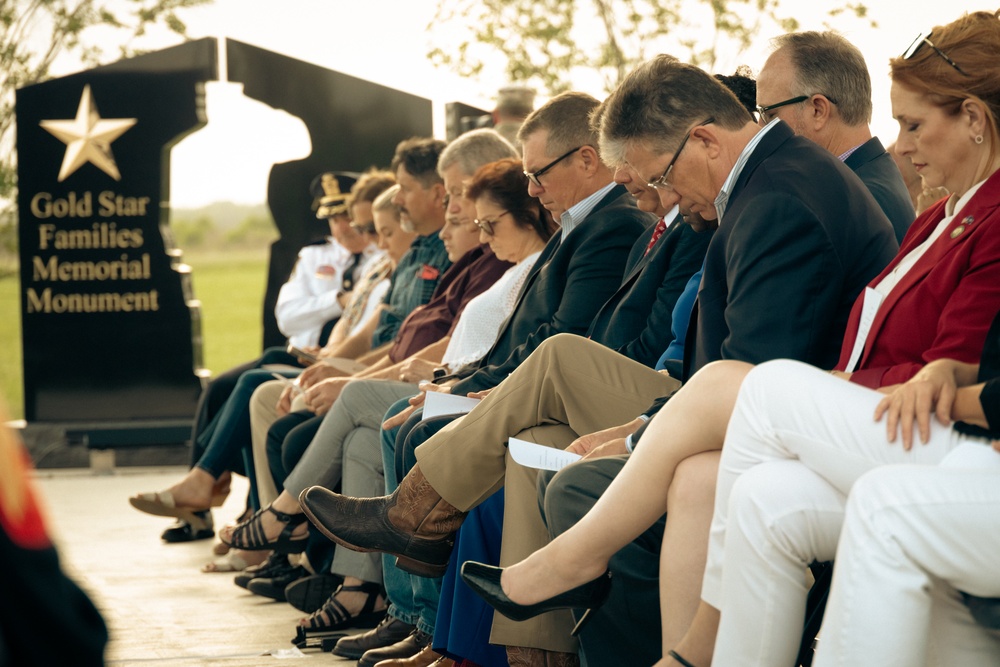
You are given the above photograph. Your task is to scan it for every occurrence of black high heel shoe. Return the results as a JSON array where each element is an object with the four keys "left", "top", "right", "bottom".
[{"left": 460, "top": 561, "right": 611, "bottom": 636}]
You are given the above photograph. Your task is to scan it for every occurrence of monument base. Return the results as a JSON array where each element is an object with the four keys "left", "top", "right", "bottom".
[{"left": 12, "top": 419, "right": 192, "bottom": 469}]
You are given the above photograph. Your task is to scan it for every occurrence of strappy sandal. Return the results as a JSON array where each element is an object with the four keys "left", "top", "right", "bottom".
[
  {"left": 129, "top": 489, "right": 227, "bottom": 522},
  {"left": 292, "top": 581, "right": 386, "bottom": 647},
  {"left": 221, "top": 504, "right": 308, "bottom": 554}
]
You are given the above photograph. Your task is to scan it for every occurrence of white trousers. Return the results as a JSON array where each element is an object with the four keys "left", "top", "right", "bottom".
[
  {"left": 703, "top": 359, "right": 982, "bottom": 666},
  {"left": 815, "top": 462, "right": 1000, "bottom": 667}
]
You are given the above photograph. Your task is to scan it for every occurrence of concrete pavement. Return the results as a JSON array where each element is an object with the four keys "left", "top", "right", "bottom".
[{"left": 35, "top": 467, "right": 359, "bottom": 666}]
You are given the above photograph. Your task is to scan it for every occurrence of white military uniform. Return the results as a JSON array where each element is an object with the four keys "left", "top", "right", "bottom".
[{"left": 275, "top": 240, "right": 379, "bottom": 348}]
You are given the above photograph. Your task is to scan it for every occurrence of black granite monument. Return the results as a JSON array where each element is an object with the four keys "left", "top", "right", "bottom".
[
  {"left": 15, "top": 38, "right": 434, "bottom": 457},
  {"left": 16, "top": 39, "right": 218, "bottom": 426}
]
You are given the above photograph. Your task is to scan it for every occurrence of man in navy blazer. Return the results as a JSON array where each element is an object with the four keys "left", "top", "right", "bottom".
[
  {"left": 444, "top": 92, "right": 652, "bottom": 396},
  {"left": 757, "top": 30, "right": 915, "bottom": 242}
]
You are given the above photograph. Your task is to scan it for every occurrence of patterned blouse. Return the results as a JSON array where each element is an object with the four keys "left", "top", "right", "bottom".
[{"left": 442, "top": 251, "right": 542, "bottom": 372}]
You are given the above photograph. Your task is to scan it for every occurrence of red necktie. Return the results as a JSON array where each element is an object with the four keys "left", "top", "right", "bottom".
[{"left": 644, "top": 218, "right": 667, "bottom": 255}]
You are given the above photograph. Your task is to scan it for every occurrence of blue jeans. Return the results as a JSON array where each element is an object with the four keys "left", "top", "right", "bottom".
[
  {"left": 195, "top": 367, "right": 300, "bottom": 509},
  {"left": 380, "top": 398, "right": 442, "bottom": 636}
]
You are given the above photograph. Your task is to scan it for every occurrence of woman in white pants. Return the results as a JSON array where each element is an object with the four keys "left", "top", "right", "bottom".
[
  {"left": 702, "top": 352, "right": 998, "bottom": 666},
  {"left": 815, "top": 459, "right": 1000, "bottom": 666}
]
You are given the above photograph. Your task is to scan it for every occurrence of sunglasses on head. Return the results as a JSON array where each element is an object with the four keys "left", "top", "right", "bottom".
[{"left": 902, "top": 31, "right": 968, "bottom": 76}]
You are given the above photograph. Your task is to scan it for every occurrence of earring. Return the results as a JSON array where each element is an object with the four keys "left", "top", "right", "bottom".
[{"left": 975, "top": 135, "right": 984, "bottom": 144}]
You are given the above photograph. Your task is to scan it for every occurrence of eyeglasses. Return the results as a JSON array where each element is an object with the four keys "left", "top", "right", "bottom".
[
  {"left": 756, "top": 96, "right": 808, "bottom": 124},
  {"left": 524, "top": 146, "right": 582, "bottom": 187},
  {"left": 473, "top": 211, "right": 510, "bottom": 236},
  {"left": 351, "top": 220, "right": 377, "bottom": 234},
  {"left": 647, "top": 118, "right": 715, "bottom": 191},
  {"left": 902, "top": 32, "right": 967, "bottom": 76},
  {"left": 756, "top": 94, "right": 840, "bottom": 124}
]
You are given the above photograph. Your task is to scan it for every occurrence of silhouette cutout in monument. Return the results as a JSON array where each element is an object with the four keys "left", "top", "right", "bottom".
[{"left": 225, "top": 40, "right": 433, "bottom": 349}]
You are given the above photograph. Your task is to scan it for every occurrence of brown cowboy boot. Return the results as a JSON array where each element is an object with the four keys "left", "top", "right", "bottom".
[{"left": 299, "top": 465, "right": 466, "bottom": 577}]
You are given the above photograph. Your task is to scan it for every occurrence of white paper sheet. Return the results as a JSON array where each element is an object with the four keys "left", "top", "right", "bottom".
[
  {"left": 508, "top": 437, "right": 582, "bottom": 471},
  {"left": 421, "top": 391, "right": 481, "bottom": 420}
]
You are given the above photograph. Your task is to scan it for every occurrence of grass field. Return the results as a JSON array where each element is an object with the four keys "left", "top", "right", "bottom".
[{"left": 0, "top": 248, "right": 270, "bottom": 420}]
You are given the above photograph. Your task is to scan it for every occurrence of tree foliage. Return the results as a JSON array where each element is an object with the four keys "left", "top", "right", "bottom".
[
  {"left": 0, "top": 0, "right": 211, "bottom": 257},
  {"left": 427, "top": 0, "right": 875, "bottom": 96}
]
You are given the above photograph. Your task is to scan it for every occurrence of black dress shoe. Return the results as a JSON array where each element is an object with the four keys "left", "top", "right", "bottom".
[
  {"left": 284, "top": 573, "right": 343, "bottom": 613},
  {"left": 460, "top": 561, "right": 612, "bottom": 636},
  {"left": 247, "top": 565, "right": 308, "bottom": 602},
  {"left": 358, "top": 628, "right": 431, "bottom": 667},
  {"left": 332, "top": 615, "right": 415, "bottom": 659},
  {"left": 160, "top": 511, "right": 213, "bottom": 542},
  {"left": 234, "top": 553, "right": 294, "bottom": 589}
]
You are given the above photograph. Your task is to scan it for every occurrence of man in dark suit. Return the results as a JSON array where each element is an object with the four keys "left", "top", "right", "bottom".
[
  {"left": 440, "top": 92, "right": 652, "bottom": 397},
  {"left": 584, "top": 173, "right": 710, "bottom": 368},
  {"left": 756, "top": 30, "right": 915, "bottom": 242}
]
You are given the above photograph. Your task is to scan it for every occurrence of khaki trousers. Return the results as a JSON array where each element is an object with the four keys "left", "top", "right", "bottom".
[
  {"left": 416, "top": 333, "right": 678, "bottom": 508},
  {"left": 248, "top": 380, "right": 288, "bottom": 506},
  {"left": 414, "top": 333, "right": 679, "bottom": 651},
  {"left": 493, "top": 423, "right": 578, "bottom": 651}
]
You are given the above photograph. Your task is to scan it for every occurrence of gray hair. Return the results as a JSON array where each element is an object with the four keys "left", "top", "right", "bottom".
[
  {"left": 517, "top": 91, "right": 602, "bottom": 155},
  {"left": 771, "top": 31, "right": 873, "bottom": 126},
  {"left": 372, "top": 184, "right": 401, "bottom": 216},
  {"left": 437, "top": 129, "right": 519, "bottom": 177},
  {"left": 589, "top": 100, "right": 627, "bottom": 168},
  {"left": 600, "top": 55, "right": 753, "bottom": 158}
]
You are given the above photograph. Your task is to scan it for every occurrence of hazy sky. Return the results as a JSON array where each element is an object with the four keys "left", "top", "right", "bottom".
[{"left": 55, "top": 0, "right": 992, "bottom": 208}]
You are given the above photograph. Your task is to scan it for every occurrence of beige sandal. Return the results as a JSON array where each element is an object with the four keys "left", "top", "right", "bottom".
[
  {"left": 201, "top": 549, "right": 269, "bottom": 573},
  {"left": 129, "top": 488, "right": 228, "bottom": 525}
]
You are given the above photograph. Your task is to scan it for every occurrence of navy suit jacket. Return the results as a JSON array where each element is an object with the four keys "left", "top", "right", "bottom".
[
  {"left": 845, "top": 136, "right": 915, "bottom": 244},
  {"left": 685, "top": 122, "right": 898, "bottom": 377},
  {"left": 587, "top": 214, "right": 712, "bottom": 367},
  {"left": 637, "top": 122, "right": 898, "bottom": 431},
  {"left": 451, "top": 184, "right": 650, "bottom": 394}
]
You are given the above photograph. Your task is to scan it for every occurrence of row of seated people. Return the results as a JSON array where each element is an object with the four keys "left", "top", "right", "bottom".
[
  {"left": 133, "top": 10, "right": 1000, "bottom": 666},
  {"left": 296, "top": 14, "right": 998, "bottom": 667},
  {"left": 146, "top": 26, "right": 884, "bottom": 667},
  {"left": 130, "top": 124, "right": 569, "bottom": 650},
  {"left": 131, "top": 89, "right": 701, "bottom": 664},
  {"left": 284, "top": 29, "right": 903, "bottom": 666},
  {"left": 130, "top": 166, "right": 402, "bottom": 550},
  {"left": 217, "top": 32, "right": 876, "bottom": 667},
  {"left": 128, "top": 128, "right": 495, "bottom": 557}
]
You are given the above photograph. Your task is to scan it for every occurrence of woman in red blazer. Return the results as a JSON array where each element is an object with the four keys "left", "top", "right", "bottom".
[{"left": 835, "top": 168, "right": 1000, "bottom": 387}]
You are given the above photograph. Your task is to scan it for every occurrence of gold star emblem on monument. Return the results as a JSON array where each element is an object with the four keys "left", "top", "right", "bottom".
[{"left": 39, "top": 84, "right": 137, "bottom": 182}]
